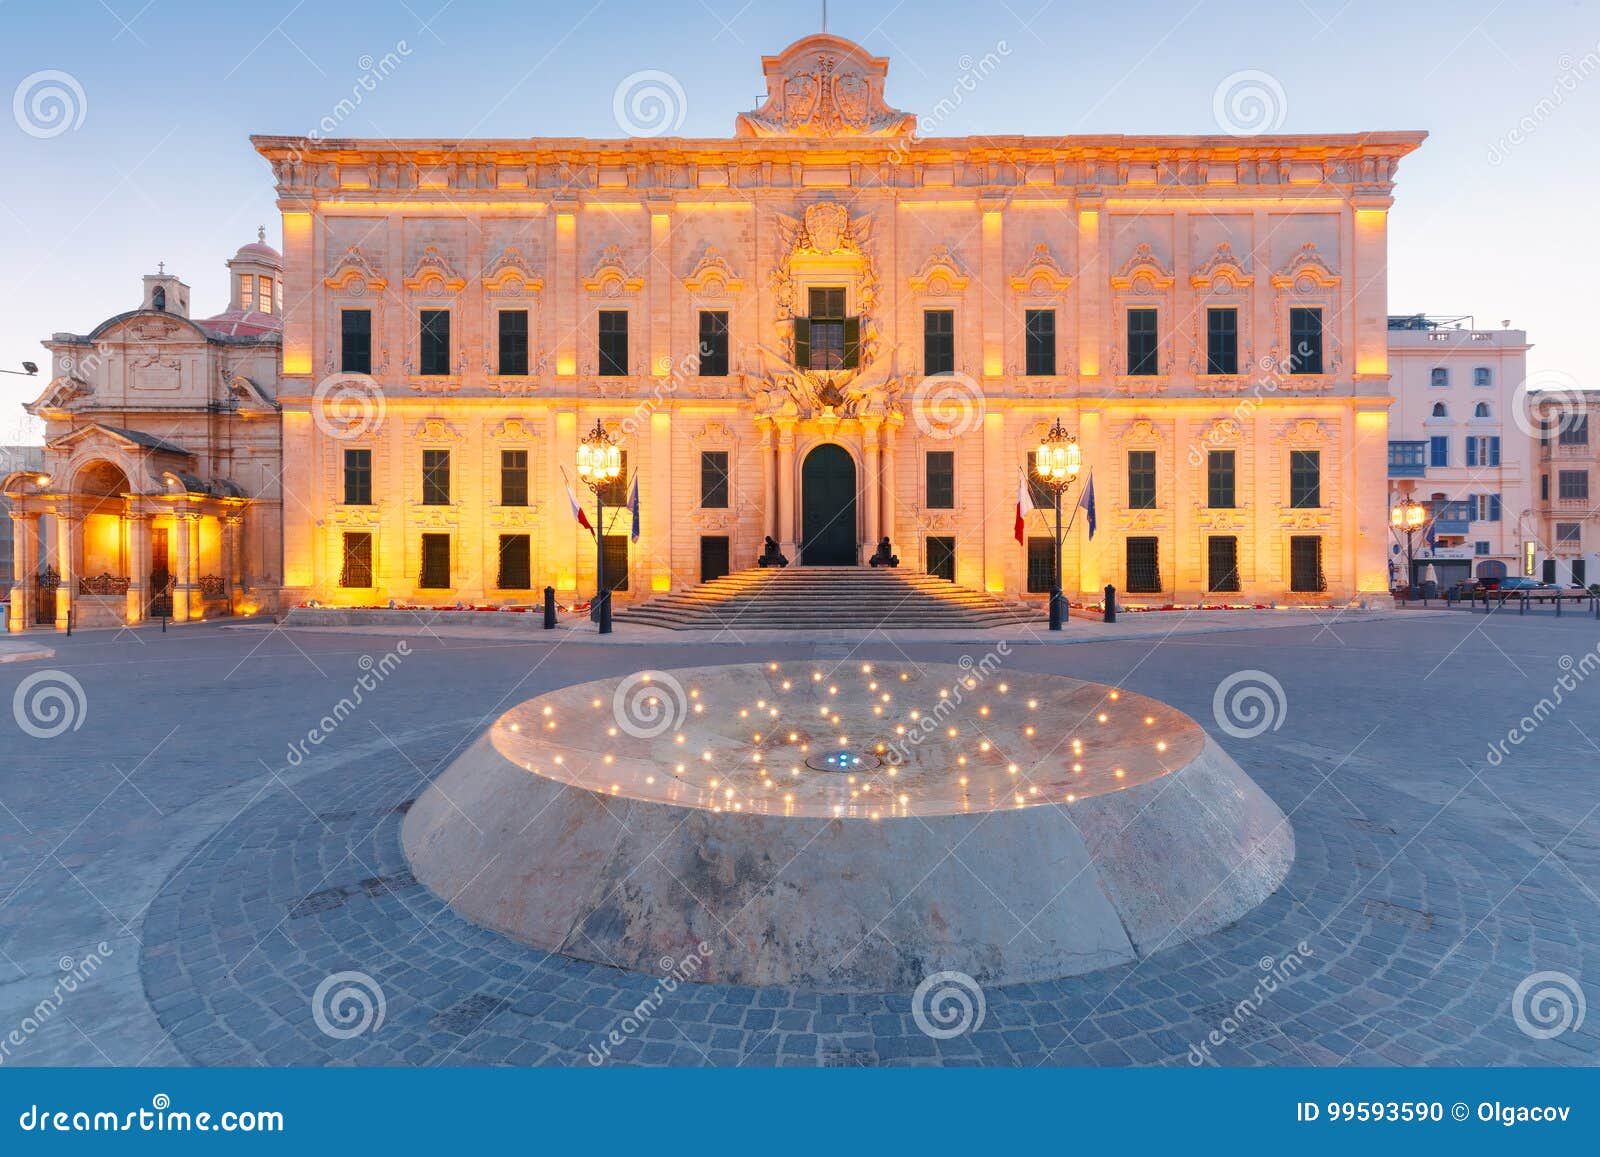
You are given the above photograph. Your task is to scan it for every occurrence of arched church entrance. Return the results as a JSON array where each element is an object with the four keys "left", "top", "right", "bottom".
[{"left": 800, "top": 444, "right": 857, "bottom": 565}]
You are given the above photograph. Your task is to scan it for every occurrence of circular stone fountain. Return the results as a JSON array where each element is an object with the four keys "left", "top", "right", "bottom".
[{"left": 403, "top": 661, "right": 1293, "bottom": 991}]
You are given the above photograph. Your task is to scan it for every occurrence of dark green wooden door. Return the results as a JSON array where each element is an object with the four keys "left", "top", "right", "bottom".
[{"left": 800, "top": 444, "right": 857, "bottom": 565}]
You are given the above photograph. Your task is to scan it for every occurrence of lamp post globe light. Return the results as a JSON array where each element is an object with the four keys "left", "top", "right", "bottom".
[
  {"left": 1390, "top": 495, "right": 1427, "bottom": 599},
  {"left": 576, "top": 418, "right": 622, "bottom": 634},
  {"left": 1032, "top": 417, "right": 1083, "bottom": 631}
]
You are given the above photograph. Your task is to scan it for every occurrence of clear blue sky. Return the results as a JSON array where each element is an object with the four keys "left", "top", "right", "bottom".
[{"left": 3, "top": 0, "right": 1596, "bottom": 437}]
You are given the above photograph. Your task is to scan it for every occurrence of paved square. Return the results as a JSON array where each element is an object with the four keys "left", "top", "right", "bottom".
[{"left": 0, "top": 611, "right": 1596, "bottom": 1066}]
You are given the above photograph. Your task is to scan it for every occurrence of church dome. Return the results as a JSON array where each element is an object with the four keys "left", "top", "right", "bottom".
[{"left": 231, "top": 227, "right": 283, "bottom": 267}]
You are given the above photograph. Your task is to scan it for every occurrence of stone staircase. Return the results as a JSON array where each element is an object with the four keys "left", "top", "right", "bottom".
[{"left": 616, "top": 566, "right": 1038, "bottom": 631}]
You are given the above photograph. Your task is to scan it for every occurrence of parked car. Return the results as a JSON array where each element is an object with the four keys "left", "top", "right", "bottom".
[{"left": 1481, "top": 575, "right": 1549, "bottom": 593}]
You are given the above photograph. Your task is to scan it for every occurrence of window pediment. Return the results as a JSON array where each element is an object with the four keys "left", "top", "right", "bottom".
[
  {"left": 583, "top": 245, "right": 644, "bottom": 295},
  {"left": 682, "top": 246, "right": 745, "bottom": 296},
  {"left": 1271, "top": 242, "right": 1339, "bottom": 291},
  {"left": 1009, "top": 243, "right": 1072, "bottom": 294},
  {"left": 908, "top": 245, "right": 970, "bottom": 296},
  {"left": 483, "top": 246, "right": 544, "bottom": 295},
  {"left": 1111, "top": 243, "right": 1174, "bottom": 291},
  {"left": 1190, "top": 242, "right": 1254, "bottom": 292},
  {"left": 324, "top": 246, "right": 388, "bottom": 292},
  {"left": 404, "top": 245, "right": 467, "bottom": 293}
]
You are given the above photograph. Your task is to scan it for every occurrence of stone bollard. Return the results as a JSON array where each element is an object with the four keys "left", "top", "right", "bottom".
[
  {"left": 543, "top": 586, "right": 556, "bottom": 630},
  {"left": 1103, "top": 584, "right": 1117, "bottom": 624}
]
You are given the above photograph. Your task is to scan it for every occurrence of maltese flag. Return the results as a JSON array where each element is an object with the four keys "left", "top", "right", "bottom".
[
  {"left": 1015, "top": 473, "right": 1033, "bottom": 545},
  {"left": 566, "top": 482, "right": 595, "bottom": 538}
]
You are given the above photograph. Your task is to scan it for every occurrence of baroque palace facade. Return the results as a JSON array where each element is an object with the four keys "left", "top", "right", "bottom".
[{"left": 7, "top": 34, "right": 1427, "bottom": 627}]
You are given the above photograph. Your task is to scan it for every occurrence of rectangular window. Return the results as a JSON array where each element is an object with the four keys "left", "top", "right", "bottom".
[
  {"left": 925, "top": 450, "right": 955, "bottom": 509},
  {"left": 1541, "top": 474, "right": 1550, "bottom": 501},
  {"left": 497, "top": 534, "right": 531, "bottom": 589},
  {"left": 1474, "top": 366, "right": 1492, "bottom": 388},
  {"left": 699, "top": 450, "right": 729, "bottom": 509},
  {"left": 258, "top": 275, "right": 274, "bottom": 315},
  {"left": 1024, "top": 309, "right": 1056, "bottom": 376},
  {"left": 923, "top": 309, "right": 955, "bottom": 376},
  {"left": 421, "top": 449, "right": 450, "bottom": 506},
  {"left": 1429, "top": 435, "right": 1449, "bottom": 468},
  {"left": 700, "top": 536, "right": 730, "bottom": 583},
  {"left": 1126, "top": 537, "right": 1161, "bottom": 593},
  {"left": 497, "top": 309, "right": 529, "bottom": 376},
  {"left": 500, "top": 449, "right": 528, "bottom": 507},
  {"left": 339, "top": 532, "right": 373, "bottom": 588},
  {"left": 1026, "top": 537, "right": 1056, "bottom": 594},
  {"left": 1431, "top": 367, "right": 1449, "bottom": 388},
  {"left": 1207, "top": 450, "right": 1236, "bottom": 509},
  {"left": 1289, "top": 450, "right": 1321, "bottom": 509},
  {"left": 799, "top": 287, "right": 857, "bottom": 371},
  {"left": 419, "top": 309, "right": 451, "bottom": 376},
  {"left": 601, "top": 534, "right": 629, "bottom": 592},
  {"left": 926, "top": 536, "right": 956, "bottom": 582},
  {"left": 340, "top": 309, "right": 372, "bottom": 375},
  {"left": 1205, "top": 307, "right": 1238, "bottom": 375},
  {"left": 1559, "top": 470, "right": 1590, "bottom": 500},
  {"left": 1466, "top": 435, "right": 1502, "bottom": 467},
  {"left": 1475, "top": 540, "right": 1491, "bottom": 557},
  {"left": 419, "top": 533, "right": 450, "bottom": 589},
  {"left": 1126, "top": 308, "right": 1158, "bottom": 376},
  {"left": 1127, "top": 450, "right": 1157, "bottom": 510},
  {"left": 1207, "top": 536, "right": 1240, "bottom": 593},
  {"left": 1574, "top": 559, "right": 1588, "bottom": 586},
  {"left": 1290, "top": 535, "right": 1326, "bottom": 592},
  {"left": 698, "top": 310, "right": 729, "bottom": 377},
  {"left": 1556, "top": 522, "right": 1581, "bottom": 545},
  {"left": 238, "top": 274, "right": 255, "bottom": 312},
  {"left": 597, "top": 310, "right": 629, "bottom": 376},
  {"left": 598, "top": 450, "right": 628, "bottom": 507},
  {"left": 1289, "top": 307, "right": 1323, "bottom": 375},
  {"left": 1559, "top": 415, "right": 1591, "bottom": 446},
  {"left": 342, "top": 448, "right": 372, "bottom": 506}
]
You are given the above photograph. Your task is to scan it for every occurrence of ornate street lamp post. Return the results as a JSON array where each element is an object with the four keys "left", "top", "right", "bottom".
[
  {"left": 1032, "top": 417, "right": 1083, "bottom": 631},
  {"left": 576, "top": 418, "right": 622, "bottom": 634},
  {"left": 1391, "top": 495, "right": 1426, "bottom": 599}
]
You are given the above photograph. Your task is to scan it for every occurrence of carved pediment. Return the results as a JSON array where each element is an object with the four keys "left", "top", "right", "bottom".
[
  {"left": 908, "top": 246, "right": 970, "bottom": 296},
  {"left": 325, "top": 246, "right": 388, "bottom": 292},
  {"left": 583, "top": 244, "right": 644, "bottom": 295},
  {"left": 692, "top": 420, "right": 737, "bottom": 446},
  {"left": 1280, "top": 418, "right": 1331, "bottom": 445},
  {"left": 736, "top": 34, "right": 916, "bottom": 139},
  {"left": 1190, "top": 242, "right": 1254, "bottom": 291},
  {"left": 225, "top": 374, "right": 278, "bottom": 412},
  {"left": 1010, "top": 243, "right": 1072, "bottom": 294},
  {"left": 682, "top": 247, "right": 745, "bottom": 295},
  {"left": 489, "top": 417, "right": 539, "bottom": 441},
  {"left": 1271, "top": 242, "right": 1339, "bottom": 290},
  {"left": 29, "top": 375, "right": 93, "bottom": 413},
  {"left": 404, "top": 245, "right": 467, "bottom": 293},
  {"left": 483, "top": 246, "right": 544, "bottom": 294},
  {"left": 1111, "top": 243, "right": 1174, "bottom": 291},
  {"left": 411, "top": 417, "right": 465, "bottom": 443},
  {"left": 1198, "top": 417, "right": 1244, "bottom": 446},
  {"left": 1122, "top": 417, "right": 1165, "bottom": 444}
]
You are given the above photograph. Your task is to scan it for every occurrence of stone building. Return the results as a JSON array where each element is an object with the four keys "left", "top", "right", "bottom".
[
  {"left": 1385, "top": 316, "right": 1535, "bottom": 589},
  {"left": 2, "top": 236, "right": 284, "bottom": 631},
  {"left": 1531, "top": 391, "right": 1598, "bottom": 587}
]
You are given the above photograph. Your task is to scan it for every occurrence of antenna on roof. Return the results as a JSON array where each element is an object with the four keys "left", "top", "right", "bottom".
[{"left": 822, "top": 0, "right": 827, "bottom": 32}]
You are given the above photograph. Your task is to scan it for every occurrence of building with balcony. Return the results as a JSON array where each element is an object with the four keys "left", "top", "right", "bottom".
[
  {"left": 252, "top": 32, "right": 1420, "bottom": 612},
  {"left": 1386, "top": 315, "right": 1533, "bottom": 589}
]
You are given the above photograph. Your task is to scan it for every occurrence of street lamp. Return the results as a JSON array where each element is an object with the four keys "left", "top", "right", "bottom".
[
  {"left": 1391, "top": 495, "right": 1427, "bottom": 598},
  {"left": 576, "top": 418, "right": 622, "bottom": 634},
  {"left": 0, "top": 362, "right": 38, "bottom": 377},
  {"left": 1032, "top": 417, "right": 1083, "bottom": 630}
]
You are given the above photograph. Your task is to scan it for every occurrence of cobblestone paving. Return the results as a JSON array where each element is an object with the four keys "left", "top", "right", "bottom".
[{"left": 2, "top": 616, "right": 1598, "bottom": 1066}]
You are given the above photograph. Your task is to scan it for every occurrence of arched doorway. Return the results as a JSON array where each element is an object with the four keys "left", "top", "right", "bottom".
[{"left": 800, "top": 444, "right": 857, "bottom": 565}]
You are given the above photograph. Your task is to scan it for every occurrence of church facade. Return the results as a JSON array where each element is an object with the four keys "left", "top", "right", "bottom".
[{"left": 13, "top": 33, "right": 1425, "bottom": 628}]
